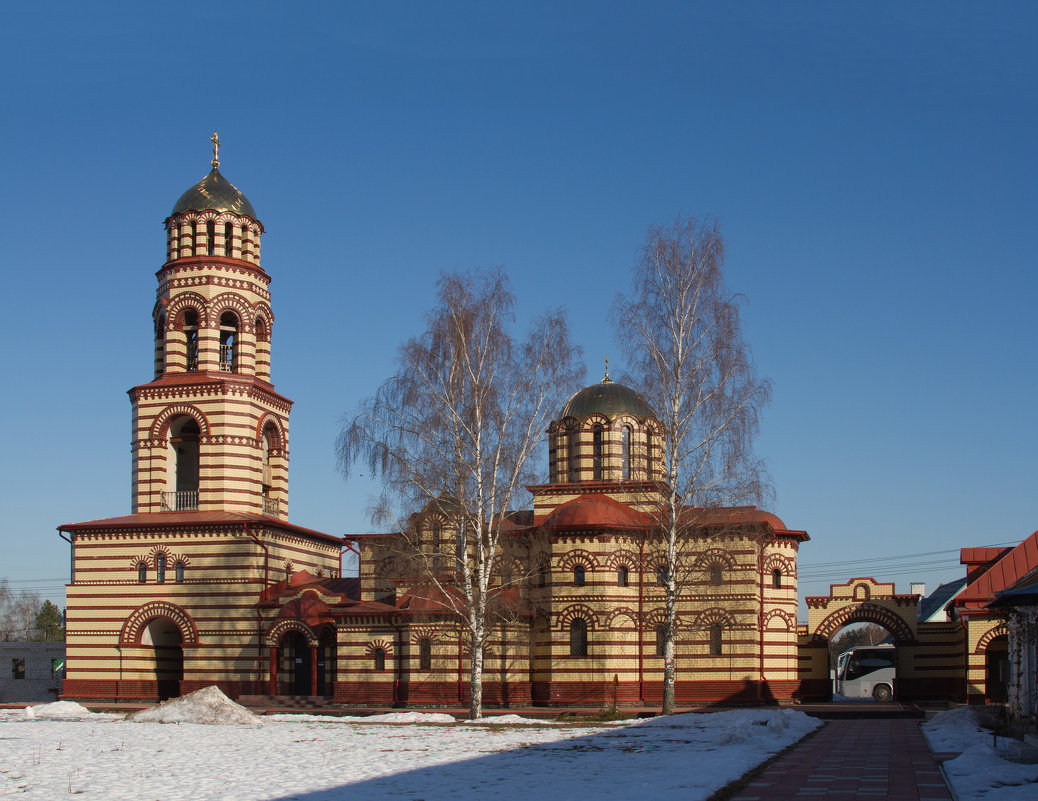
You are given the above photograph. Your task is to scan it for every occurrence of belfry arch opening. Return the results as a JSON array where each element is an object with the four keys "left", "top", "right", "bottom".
[
  {"left": 260, "top": 422, "right": 283, "bottom": 516},
  {"left": 165, "top": 416, "right": 200, "bottom": 511},
  {"left": 218, "top": 311, "right": 239, "bottom": 372},
  {"left": 142, "top": 617, "right": 184, "bottom": 700},
  {"left": 182, "top": 309, "right": 199, "bottom": 371}
]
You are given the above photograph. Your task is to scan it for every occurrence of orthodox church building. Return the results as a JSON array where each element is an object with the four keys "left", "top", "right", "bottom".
[{"left": 59, "top": 144, "right": 809, "bottom": 706}]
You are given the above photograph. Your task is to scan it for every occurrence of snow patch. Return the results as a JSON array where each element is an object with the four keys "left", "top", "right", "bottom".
[
  {"left": 130, "top": 686, "right": 260, "bottom": 725},
  {"left": 923, "top": 706, "right": 1038, "bottom": 800},
  {"left": 27, "top": 701, "right": 119, "bottom": 720},
  {"left": 464, "top": 714, "right": 562, "bottom": 725},
  {"left": 264, "top": 711, "right": 457, "bottom": 724}
]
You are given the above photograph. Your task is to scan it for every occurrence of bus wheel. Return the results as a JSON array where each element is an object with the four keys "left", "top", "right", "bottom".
[{"left": 873, "top": 684, "right": 892, "bottom": 703}]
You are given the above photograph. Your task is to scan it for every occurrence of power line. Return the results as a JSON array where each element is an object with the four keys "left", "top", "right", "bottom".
[{"left": 797, "top": 540, "right": 1018, "bottom": 572}]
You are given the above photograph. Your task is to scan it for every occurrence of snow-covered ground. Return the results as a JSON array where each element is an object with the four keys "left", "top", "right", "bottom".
[
  {"left": 922, "top": 707, "right": 1038, "bottom": 801},
  {"left": 0, "top": 691, "right": 819, "bottom": 800},
  {"left": 6, "top": 691, "right": 1034, "bottom": 801}
]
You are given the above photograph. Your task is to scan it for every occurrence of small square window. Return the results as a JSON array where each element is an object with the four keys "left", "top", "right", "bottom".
[{"left": 12, "top": 658, "right": 25, "bottom": 680}]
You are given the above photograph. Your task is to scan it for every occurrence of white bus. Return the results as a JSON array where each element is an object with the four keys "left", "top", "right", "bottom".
[{"left": 834, "top": 645, "right": 896, "bottom": 702}]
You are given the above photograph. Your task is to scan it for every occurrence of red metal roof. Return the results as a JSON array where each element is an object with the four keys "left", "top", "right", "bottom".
[
  {"left": 58, "top": 511, "right": 343, "bottom": 545},
  {"left": 960, "top": 547, "right": 1012, "bottom": 566},
  {"left": 957, "top": 530, "right": 1038, "bottom": 606},
  {"left": 542, "top": 494, "right": 654, "bottom": 530}
]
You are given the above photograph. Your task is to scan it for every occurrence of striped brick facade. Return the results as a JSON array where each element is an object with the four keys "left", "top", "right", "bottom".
[
  {"left": 336, "top": 379, "right": 808, "bottom": 706},
  {"left": 60, "top": 157, "right": 344, "bottom": 703}
]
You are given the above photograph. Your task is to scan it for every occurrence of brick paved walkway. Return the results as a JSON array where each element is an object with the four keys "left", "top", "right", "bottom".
[{"left": 731, "top": 719, "right": 953, "bottom": 800}]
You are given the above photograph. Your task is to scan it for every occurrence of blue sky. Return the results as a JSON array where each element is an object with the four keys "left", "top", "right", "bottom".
[{"left": 2, "top": 2, "right": 1035, "bottom": 616}]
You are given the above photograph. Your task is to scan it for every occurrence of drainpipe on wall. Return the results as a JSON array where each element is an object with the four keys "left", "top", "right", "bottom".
[
  {"left": 244, "top": 523, "right": 270, "bottom": 693},
  {"left": 458, "top": 628, "right": 465, "bottom": 704},
  {"left": 58, "top": 530, "right": 73, "bottom": 583},
  {"left": 391, "top": 619, "right": 404, "bottom": 706},
  {"left": 638, "top": 537, "right": 645, "bottom": 703},
  {"left": 340, "top": 540, "right": 359, "bottom": 578},
  {"left": 757, "top": 534, "right": 767, "bottom": 701}
]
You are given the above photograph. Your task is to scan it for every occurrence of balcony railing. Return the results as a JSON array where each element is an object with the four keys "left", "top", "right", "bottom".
[
  {"left": 219, "top": 345, "right": 235, "bottom": 372},
  {"left": 161, "top": 490, "right": 199, "bottom": 511},
  {"left": 263, "top": 496, "right": 281, "bottom": 517}
]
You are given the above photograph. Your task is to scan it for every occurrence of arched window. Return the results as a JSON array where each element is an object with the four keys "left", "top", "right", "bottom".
[
  {"left": 656, "top": 624, "right": 667, "bottom": 657},
  {"left": 223, "top": 222, "right": 233, "bottom": 256},
  {"left": 431, "top": 524, "right": 442, "bottom": 574},
  {"left": 175, "top": 562, "right": 185, "bottom": 583},
  {"left": 646, "top": 430, "right": 654, "bottom": 479},
  {"left": 569, "top": 617, "right": 588, "bottom": 657},
  {"left": 166, "top": 416, "right": 200, "bottom": 511},
  {"left": 155, "top": 313, "right": 166, "bottom": 378},
  {"left": 137, "top": 563, "right": 147, "bottom": 583},
  {"left": 538, "top": 562, "right": 548, "bottom": 588},
  {"left": 568, "top": 429, "right": 579, "bottom": 481},
  {"left": 190, "top": 220, "right": 198, "bottom": 256},
  {"left": 621, "top": 425, "right": 631, "bottom": 479},
  {"left": 709, "top": 624, "right": 723, "bottom": 656},
  {"left": 772, "top": 569, "right": 782, "bottom": 589},
  {"left": 219, "top": 311, "right": 238, "bottom": 372},
  {"left": 617, "top": 565, "right": 629, "bottom": 587},
  {"left": 709, "top": 565, "right": 723, "bottom": 586},
  {"left": 206, "top": 220, "right": 216, "bottom": 255},
  {"left": 657, "top": 565, "right": 670, "bottom": 587},
  {"left": 373, "top": 648, "right": 386, "bottom": 671},
  {"left": 573, "top": 565, "right": 586, "bottom": 586},
  {"left": 183, "top": 309, "right": 199, "bottom": 371},
  {"left": 419, "top": 638, "right": 432, "bottom": 671},
  {"left": 592, "top": 425, "right": 603, "bottom": 480},
  {"left": 156, "top": 553, "right": 166, "bottom": 583}
]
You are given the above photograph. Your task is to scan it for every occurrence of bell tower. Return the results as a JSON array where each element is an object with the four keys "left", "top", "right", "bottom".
[{"left": 130, "top": 133, "right": 291, "bottom": 519}]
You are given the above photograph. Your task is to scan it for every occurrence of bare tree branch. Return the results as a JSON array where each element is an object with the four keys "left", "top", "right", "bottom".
[
  {"left": 612, "top": 215, "right": 771, "bottom": 714},
  {"left": 338, "top": 267, "right": 584, "bottom": 718}
]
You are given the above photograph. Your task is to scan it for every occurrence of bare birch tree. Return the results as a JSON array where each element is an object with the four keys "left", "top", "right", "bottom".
[
  {"left": 612, "top": 216, "right": 771, "bottom": 715},
  {"left": 338, "top": 267, "right": 583, "bottom": 718}
]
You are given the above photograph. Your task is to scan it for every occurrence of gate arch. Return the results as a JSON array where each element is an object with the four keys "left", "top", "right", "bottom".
[{"left": 812, "top": 601, "right": 917, "bottom": 645}]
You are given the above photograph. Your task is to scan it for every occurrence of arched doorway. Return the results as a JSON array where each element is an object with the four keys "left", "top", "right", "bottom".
[
  {"left": 828, "top": 621, "right": 897, "bottom": 702},
  {"left": 985, "top": 635, "right": 1009, "bottom": 703},
  {"left": 281, "top": 631, "right": 312, "bottom": 696},
  {"left": 142, "top": 617, "right": 184, "bottom": 700}
]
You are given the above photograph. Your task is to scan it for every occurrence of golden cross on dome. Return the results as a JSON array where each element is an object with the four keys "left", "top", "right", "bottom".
[
  {"left": 603, "top": 355, "right": 612, "bottom": 383},
  {"left": 210, "top": 131, "right": 221, "bottom": 168}
]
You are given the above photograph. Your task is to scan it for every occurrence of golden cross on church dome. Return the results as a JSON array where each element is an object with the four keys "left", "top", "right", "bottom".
[
  {"left": 603, "top": 355, "right": 612, "bottom": 383},
  {"left": 210, "top": 131, "right": 221, "bottom": 168}
]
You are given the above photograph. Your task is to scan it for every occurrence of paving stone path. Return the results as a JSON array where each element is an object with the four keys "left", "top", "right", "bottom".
[{"left": 731, "top": 718, "right": 953, "bottom": 800}]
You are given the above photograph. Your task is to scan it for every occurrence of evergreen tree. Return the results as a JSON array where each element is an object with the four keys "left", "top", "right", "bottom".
[{"left": 32, "top": 600, "right": 65, "bottom": 642}]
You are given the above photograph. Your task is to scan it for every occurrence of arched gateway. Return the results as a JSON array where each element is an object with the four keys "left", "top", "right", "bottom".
[{"left": 796, "top": 578, "right": 965, "bottom": 702}]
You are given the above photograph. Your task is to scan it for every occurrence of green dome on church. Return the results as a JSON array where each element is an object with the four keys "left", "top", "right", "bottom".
[
  {"left": 171, "top": 167, "right": 257, "bottom": 219},
  {"left": 559, "top": 378, "right": 656, "bottom": 421}
]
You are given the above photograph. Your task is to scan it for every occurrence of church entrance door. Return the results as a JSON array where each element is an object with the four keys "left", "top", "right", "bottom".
[
  {"left": 282, "top": 631, "right": 312, "bottom": 696},
  {"left": 143, "top": 618, "right": 184, "bottom": 700}
]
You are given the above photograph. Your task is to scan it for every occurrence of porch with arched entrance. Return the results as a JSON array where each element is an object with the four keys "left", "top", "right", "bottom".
[{"left": 265, "top": 619, "right": 336, "bottom": 698}]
